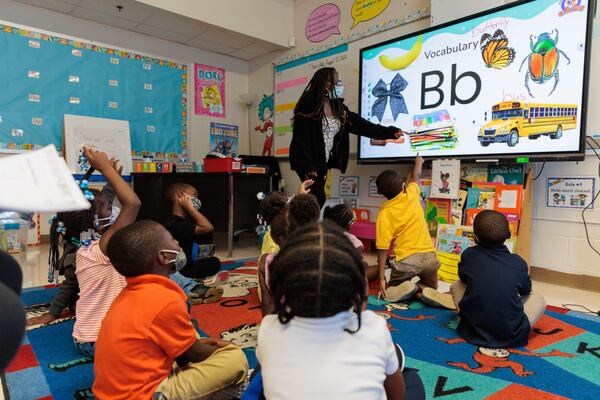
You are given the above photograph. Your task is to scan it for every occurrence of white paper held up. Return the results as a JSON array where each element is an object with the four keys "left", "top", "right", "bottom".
[{"left": 0, "top": 145, "right": 90, "bottom": 212}]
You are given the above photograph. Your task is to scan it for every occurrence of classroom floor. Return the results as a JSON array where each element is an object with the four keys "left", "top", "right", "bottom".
[{"left": 13, "top": 239, "right": 600, "bottom": 312}]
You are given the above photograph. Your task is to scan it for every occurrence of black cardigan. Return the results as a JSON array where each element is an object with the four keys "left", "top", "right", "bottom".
[{"left": 289, "top": 98, "right": 398, "bottom": 177}]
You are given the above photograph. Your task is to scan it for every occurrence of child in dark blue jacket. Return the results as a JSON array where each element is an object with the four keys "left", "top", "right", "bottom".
[{"left": 451, "top": 210, "right": 546, "bottom": 348}]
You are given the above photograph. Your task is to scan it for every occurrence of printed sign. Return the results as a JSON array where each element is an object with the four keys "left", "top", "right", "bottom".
[
  {"left": 210, "top": 122, "right": 238, "bottom": 157},
  {"left": 339, "top": 176, "right": 360, "bottom": 196},
  {"left": 195, "top": 64, "right": 226, "bottom": 117},
  {"left": 547, "top": 177, "right": 595, "bottom": 209}
]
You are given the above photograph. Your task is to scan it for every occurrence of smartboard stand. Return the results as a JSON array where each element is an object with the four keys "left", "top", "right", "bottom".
[{"left": 516, "top": 168, "right": 534, "bottom": 272}]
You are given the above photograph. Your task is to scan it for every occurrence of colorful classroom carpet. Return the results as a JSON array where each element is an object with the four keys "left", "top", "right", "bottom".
[{"left": 4, "top": 258, "right": 600, "bottom": 399}]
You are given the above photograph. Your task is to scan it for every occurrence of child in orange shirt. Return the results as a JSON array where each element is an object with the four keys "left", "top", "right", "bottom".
[{"left": 94, "top": 220, "right": 248, "bottom": 400}]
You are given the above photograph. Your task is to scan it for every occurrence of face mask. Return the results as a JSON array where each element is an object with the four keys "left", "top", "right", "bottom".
[
  {"left": 161, "top": 248, "right": 187, "bottom": 272},
  {"left": 329, "top": 83, "right": 344, "bottom": 99},
  {"left": 95, "top": 206, "right": 121, "bottom": 229},
  {"left": 185, "top": 193, "right": 202, "bottom": 210}
]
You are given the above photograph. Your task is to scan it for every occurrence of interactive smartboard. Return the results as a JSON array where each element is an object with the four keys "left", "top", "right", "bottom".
[{"left": 359, "top": 0, "right": 593, "bottom": 162}]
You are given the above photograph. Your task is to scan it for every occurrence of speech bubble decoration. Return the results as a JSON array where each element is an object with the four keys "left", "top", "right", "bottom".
[
  {"left": 305, "top": 3, "right": 341, "bottom": 43},
  {"left": 351, "top": 0, "right": 391, "bottom": 29}
]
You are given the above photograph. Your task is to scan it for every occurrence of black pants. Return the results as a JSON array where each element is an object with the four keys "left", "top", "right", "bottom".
[
  {"left": 180, "top": 256, "right": 222, "bottom": 280},
  {"left": 296, "top": 171, "right": 326, "bottom": 208}
]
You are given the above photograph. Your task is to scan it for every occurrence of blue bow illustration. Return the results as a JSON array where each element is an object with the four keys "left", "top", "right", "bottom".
[{"left": 371, "top": 73, "right": 409, "bottom": 122}]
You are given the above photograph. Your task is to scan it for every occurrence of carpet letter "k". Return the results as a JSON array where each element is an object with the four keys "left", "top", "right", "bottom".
[
  {"left": 577, "top": 342, "right": 600, "bottom": 359},
  {"left": 434, "top": 376, "right": 473, "bottom": 397}
]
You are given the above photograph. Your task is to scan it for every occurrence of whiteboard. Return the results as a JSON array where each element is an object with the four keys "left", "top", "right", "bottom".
[{"left": 64, "top": 114, "right": 132, "bottom": 176}]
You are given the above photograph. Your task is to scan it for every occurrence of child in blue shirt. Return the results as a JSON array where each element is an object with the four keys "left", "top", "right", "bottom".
[{"left": 451, "top": 210, "right": 546, "bottom": 348}]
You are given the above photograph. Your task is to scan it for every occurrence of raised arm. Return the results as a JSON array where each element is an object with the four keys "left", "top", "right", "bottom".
[
  {"left": 406, "top": 155, "right": 424, "bottom": 184},
  {"left": 178, "top": 194, "right": 214, "bottom": 235},
  {"left": 346, "top": 107, "right": 403, "bottom": 140},
  {"left": 83, "top": 147, "right": 141, "bottom": 254}
]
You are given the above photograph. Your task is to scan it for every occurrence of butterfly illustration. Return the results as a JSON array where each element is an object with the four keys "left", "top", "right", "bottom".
[{"left": 480, "top": 29, "right": 516, "bottom": 69}]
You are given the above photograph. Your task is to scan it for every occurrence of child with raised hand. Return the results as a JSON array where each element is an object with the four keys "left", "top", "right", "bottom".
[
  {"left": 257, "top": 222, "right": 406, "bottom": 400},
  {"left": 375, "top": 156, "right": 454, "bottom": 309},
  {"left": 451, "top": 210, "right": 546, "bottom": 348},
  {"left": 259, "top": 193, "right": 320, "bottom": 316},
  {"left": 72, "top": 147, "right": 141, "bottom": 357},
  {"left": 94, "top": 220, "right": 248, "bottom": 400}
]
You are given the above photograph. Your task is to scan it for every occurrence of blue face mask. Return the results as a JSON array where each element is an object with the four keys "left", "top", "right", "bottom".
[
  {"left": 161, "top": 248, "right": 187, "bottom": 272},
  {"left": 329, "top": 82, "right": 344, "bottom": 99},
  {"left": 185, "top": 193, "right": 202, "bottom": 210}
]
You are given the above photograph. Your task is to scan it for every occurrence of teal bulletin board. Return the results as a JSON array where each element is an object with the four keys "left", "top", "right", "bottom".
[{"left": 0, "top": 22, "right": 187, "bottom": 158}]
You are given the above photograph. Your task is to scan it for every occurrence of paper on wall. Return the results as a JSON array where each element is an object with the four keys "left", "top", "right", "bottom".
[{"left": 0, "top": 145, "right": 90, "bottom": 212}]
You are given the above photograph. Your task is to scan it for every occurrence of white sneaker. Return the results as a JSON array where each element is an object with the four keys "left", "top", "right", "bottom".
[{"left": 385, "top": 281, "right": 418, "bottom": 302}]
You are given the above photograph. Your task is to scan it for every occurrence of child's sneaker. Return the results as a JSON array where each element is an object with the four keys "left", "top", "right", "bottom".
[
  {"left": 189, "top": 284, "right": 224, "bottom": 304},
  {"left": 203, "top": 271, "right": 230, "bottom": 287},
  {"left": 421, "top": 288, "right": 455, "bottom": 309},
  {"left": 385, "top": 281, "right": 418, "bottom": 302}
]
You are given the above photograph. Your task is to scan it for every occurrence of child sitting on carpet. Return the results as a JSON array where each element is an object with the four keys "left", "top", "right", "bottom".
[
  {"left": 257, "top": 222, "right": 406, "bottom": 400},
  {"left": 258, "top": 194, "right": 320, "bottom": 316},
  {"left": 451, "top": 210, "right": 546, "bottom": 348},
  {"left": 164, "top": 183, "right": 227, "bottom": 285},
  {"left": 323, "top": 203, "right": 379, "bottom": 281},
  {"left": 93, "top": 220, "right": 248, "bottom": 400},
  {"left": 375, "top": 156, "right": 454, "bottom": 309}
]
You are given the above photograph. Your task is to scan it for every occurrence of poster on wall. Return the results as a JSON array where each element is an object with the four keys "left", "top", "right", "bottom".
[
  {"left": 195, "top": 64, "right": 226, "bottom": 117},
  {"left": 546, "top": 177, "right": 595, "bottom": 209},
  {"left": 255, "top": 94, "right": 274, "bottom": 156},
  {"left": 431, "top": 159, "right": 460, "bottom": 199},
  {"left": 210, "top": 122, "right": 238, "bottom": 157},
  {"left": 339, "top": 176, "right": 360, "bottom": 196}
]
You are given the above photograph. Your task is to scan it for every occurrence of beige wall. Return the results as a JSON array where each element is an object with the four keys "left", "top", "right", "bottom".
[{"left": 135, "top": 0, "right": 295, "bottom": 47}]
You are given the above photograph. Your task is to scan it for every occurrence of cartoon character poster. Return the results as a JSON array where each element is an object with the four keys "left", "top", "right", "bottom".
[
  {"left": 210, "top": 122, "right": 238, "bottom": 157},
  {"left": 195, "top": 64, "right": 226, "bottom": 117},
  {"left": 359, "top": 0, "right": 590, "bottom": 160},
  {"left": 255, "top": 94, "right": 274, "bottom": 156}
]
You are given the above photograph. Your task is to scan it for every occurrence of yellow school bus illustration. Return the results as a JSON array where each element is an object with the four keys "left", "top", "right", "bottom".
[{"left": 478, "top": 101, "right": 578, "bottom": 147}]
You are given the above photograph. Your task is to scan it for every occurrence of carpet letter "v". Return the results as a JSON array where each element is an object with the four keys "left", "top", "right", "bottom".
[{"left": 434, "top": 376, "right": 473, "bottom": 397}]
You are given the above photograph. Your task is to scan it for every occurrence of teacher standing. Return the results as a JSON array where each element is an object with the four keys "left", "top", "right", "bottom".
[{"left": 290, "top": 67, "right": 403, "bottom": 206}]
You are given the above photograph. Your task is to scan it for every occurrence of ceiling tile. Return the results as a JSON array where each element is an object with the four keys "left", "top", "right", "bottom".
[
  {"left": 71, "top": 7, "right": 139, "bottom": 30},
  {"left": 186, "top": 38, "right": 236, "bottom": 55},
  {"left": 243, "top": 41, "right": 279, "bottom": 55},
  {"left": 57, "top": 0, "right": 82, "bottom": 4},
  {"left": 197, "top": 29, "right": 254, "bottom": 49},
  {"left": 15, "top": 0, "right": 77, "bottom": 13},
  {"left": 229, "top": 49, "right": 257, "bottom": 60},
  {"left": 134, "top": 24, "right": 193, "bottom": 44},
  {"left": 77, "top": 0, "right": 153, "bottom": 22},
  {"left": 143, "top": 11, "right": 210, "bottom": 37}
]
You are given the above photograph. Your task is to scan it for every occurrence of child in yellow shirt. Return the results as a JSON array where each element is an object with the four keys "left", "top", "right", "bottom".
[{"left": 375, "top": 156, "right": 454, "bottom": 309}]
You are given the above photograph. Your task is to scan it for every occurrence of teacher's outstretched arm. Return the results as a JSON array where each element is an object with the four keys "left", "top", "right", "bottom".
[{"left": 345, "top": 106, "right": 404, "bottom": 140}]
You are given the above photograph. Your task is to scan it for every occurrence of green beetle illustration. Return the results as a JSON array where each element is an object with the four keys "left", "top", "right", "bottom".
[{"left": 519, "top": 29, "right": 570, "bottom": 97}]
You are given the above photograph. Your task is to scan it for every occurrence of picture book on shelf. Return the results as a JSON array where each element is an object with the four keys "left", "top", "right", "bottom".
[
  {"left": 419, "top": 179, "right": 431, "bottom": 210},
  {"left": 466, "top": 209, "right": 520, "bottom": 237},
  {"left": 426, "top": 198, "right": 452, "bottom": 237},
  {"left": 431, "top": 160, "right": 460, "bottom": 199},
  {"left": 456, "top": 179, "right": 472, "bottom": 210},
  {"left": 466, "top": 187, "right": 481, "bottom": 210},
  {"left": 478, "top": 191, "right": 495, "bottom": 209},
  {"left": 495, "top": 184, "right": 523, "bottom": 214},
  {"left": 488, "top": 164, "right": 524, "bottom": 185},
  {"left": 436, "top": 224, "right": 475, "bottom": 255},
  {"left": 460, "top": 165, "right": 488, "bottom": 183}
]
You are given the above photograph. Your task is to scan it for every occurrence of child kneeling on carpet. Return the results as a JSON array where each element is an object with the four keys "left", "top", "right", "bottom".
[
  {"left": 323, "top": 203, "right": 379, "bottom": 281},
  {"left": 258, "top": 193, "right": 320, "bottom": 316},
  {"left": 257, "top": 222, "right": 406, "bottom": 400},
  {"left": 93, "top": 220, "right": 248, "bottom": 400},
  {"left": 451, "top": 210, "right": 546, "bottom": 348},
  {"left": 375, "top": 156, "right": 454, "bottom": 309}
]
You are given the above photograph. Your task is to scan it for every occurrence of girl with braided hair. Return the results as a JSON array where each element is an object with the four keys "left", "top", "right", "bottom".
[{"left": 257, "top": 222, "right": 406, "bottom": 400}]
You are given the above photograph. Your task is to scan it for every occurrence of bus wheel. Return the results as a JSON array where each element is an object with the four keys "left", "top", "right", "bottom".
[
  {"left": 528, "top": 135, "right": 539, "bottom": 140},
  {"left": 480, "top": 142, "right": 490, "bottom": 147},
  {"left": 508, "top": 130, "right": 519, "bottom": 147},
  {"left": 551, "top": 125, "right": 562, "bottom": 139}
]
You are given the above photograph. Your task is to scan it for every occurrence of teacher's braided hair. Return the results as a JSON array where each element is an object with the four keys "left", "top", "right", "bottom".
[
  {"left": 293, "top": 67, "right": 347, "bottom": 126},
  {"left": 269, "top": 222, "right": 367, "bottom": 333}
]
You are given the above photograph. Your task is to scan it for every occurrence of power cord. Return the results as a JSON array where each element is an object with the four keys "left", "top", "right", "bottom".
[
  {"left": 562, "top": 303, "right": 600, "bottom": 316},
  {"left": 582, "top": 137, "right": 600, "bottom": 257},
  {"left": 533, "top": 161, "right": 545, "bottom": 181}
]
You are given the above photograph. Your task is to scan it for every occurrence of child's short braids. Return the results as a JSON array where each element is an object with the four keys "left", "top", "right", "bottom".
[{"left": 269, "top": 222, "right": 367, "bottom": 333}]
